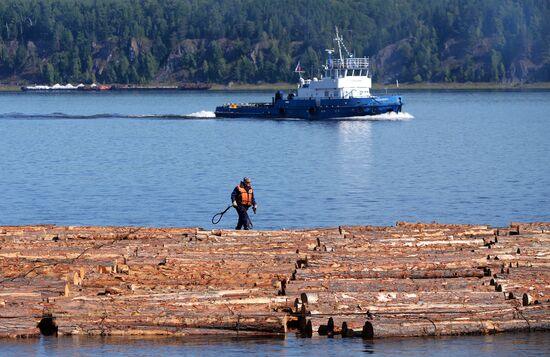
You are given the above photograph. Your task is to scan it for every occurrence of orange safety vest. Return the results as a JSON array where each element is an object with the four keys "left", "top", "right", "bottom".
[{"left": 237, "top": 185, "right": 254, "bottom": 206}]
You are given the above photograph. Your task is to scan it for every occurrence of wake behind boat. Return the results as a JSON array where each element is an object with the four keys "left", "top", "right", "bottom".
[{"left": 215, "top": 28, "right": 403, "bottom": 119}]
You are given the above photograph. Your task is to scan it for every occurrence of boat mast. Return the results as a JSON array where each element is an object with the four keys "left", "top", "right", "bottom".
[
  {"left": 335, "top": 27, "right": 344, "bottom": 63},
  {"left": 335, "top": 27, "right": 352, "bottom": 58}
]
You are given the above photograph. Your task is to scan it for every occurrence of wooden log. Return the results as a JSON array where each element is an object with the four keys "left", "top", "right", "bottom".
[
  {"left": 296, "top": 268, "right": 485, "bottom": 280},
  {"left": 286, "top": 277, "right": 495, "bottom": 294},
  {"left": 363, "top": 315, "right": 550, "bottom": 338}
]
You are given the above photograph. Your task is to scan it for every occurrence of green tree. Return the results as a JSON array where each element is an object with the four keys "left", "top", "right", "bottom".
[
  {"left": 42, "top": 62, "right": 56, "bottom": 84},
  {"left": 490, "top": 50, "right": 504, "bottom": 81},
  {"left": 0, "top": 0, "right": 547, "bottom": 84},
  {"left": 14, "top": 44, "right": 28, "bottom": 72},
  {"left": 119, "top": 56, "right": 130, "bottom": 83}
]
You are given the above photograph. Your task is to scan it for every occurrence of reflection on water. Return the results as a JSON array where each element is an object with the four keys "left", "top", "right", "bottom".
[
  {"left": 336, "top": 121, "right": 374, "bottom": 214},
  {"left": 1, "top": 332, "right": 548, "bottom": 356},
  {"left": 337, "top": 119, "right": 373, "bottom": 145}
]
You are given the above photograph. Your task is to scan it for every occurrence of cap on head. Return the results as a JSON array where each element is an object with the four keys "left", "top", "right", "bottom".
[{"left": 243, "top": 177, "right": 251, "bottom": 184}]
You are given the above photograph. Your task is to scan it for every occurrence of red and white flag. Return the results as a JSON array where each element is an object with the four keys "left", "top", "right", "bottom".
[{"left": 294, "top": 62, "right": 303, "bottom": 73}]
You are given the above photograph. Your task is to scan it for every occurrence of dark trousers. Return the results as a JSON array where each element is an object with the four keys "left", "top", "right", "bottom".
[{"left": 235, "top": 206, "right": 251, "bottom": 230}]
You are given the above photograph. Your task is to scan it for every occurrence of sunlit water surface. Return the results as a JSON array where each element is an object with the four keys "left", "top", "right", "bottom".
[
  {"left": 0, "top": 332, "right": 549, "bottom": 356},
  {"left": 0, "top": 90, "right": 548, "bottom": 229},
  {"left": 0, "top": 90, "right": 549, "bottom": 354}
]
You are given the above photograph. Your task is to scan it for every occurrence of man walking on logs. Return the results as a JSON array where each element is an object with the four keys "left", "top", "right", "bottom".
[{"left": 231, "top": 177, "right": 257, "bottom": 230}]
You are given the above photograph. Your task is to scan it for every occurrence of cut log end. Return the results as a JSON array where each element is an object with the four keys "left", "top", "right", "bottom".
[
  {"left": 362, "top": 321, "right": 374, "bottom": 339},
  {"left": 327, "top": 317, "right": 334, "bottom": 333},
  {"left": 522, "top": 293, "right": 533, "bottom": 306},
  {"left": 37, "top": 316, "right": 58, "bottom": 336},
  {"left": 341, "top": 322, "right": 355, "bottom": 338},
  {"left": 302, "top": 319, "right": 312, "bottom": 338}
]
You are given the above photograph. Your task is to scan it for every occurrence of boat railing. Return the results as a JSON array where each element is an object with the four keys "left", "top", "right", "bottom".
[
  {"left": 327, "top": 57, "right": 369, "bottom": 70},
  {"left": 225, "top": 102, "right": 271, "bottom": 108}
]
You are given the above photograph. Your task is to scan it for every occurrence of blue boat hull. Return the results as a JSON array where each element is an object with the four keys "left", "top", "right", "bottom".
[{"left": 215, "top": 95, "right": 403, "bottom": 119}]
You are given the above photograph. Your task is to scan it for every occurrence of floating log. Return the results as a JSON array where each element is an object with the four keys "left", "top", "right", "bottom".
[{"left": 296, "top": 268, "right": 485, "bottom": 280}]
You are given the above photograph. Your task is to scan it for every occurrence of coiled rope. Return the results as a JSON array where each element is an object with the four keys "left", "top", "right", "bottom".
[{"left": 212, "top": 205, "right": 232, "bottom": 224}]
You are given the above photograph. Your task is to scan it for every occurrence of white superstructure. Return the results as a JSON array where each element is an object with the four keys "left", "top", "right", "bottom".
[{"left": 296, "top": 28, "right": 372, "bottom": 99}]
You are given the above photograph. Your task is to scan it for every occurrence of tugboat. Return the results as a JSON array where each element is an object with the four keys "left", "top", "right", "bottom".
[{"left": 215, "top": 28, "right": 403, "bottom": 119}]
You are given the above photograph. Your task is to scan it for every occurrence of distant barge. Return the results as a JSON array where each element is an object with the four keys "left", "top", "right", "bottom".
[
  {"left": 21, "top": 83, "right": 111, "bottom": 91},
  {"left": 21, "top": 83, "right": 211, "bottom": 92},
  {"left": 112, "top": 83, "right": 211, "bottom": 91}
]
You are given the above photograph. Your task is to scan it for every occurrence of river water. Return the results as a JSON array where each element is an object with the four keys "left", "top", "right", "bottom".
[
  {"left": 0, "top": 90, "right": 548, "bottom": 229},
  {"left": 0, "top": 90, "right": 549, "bottom": 353},
  {"left": 0, "top": 332, "right": 548, "bottom": 356}
]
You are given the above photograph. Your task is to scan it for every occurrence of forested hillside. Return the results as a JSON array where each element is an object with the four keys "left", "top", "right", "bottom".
[{"left": 0, "top": 0, "right": 548, "bottom": 85}]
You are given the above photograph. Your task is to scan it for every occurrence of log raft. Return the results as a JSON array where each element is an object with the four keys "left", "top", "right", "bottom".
[{"left": 0, "top": 222, "right": 548, "bottom": 338}]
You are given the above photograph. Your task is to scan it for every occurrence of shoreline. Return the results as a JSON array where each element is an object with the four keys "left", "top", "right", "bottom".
[
  {"left": 1, "top": 222, "right": 548, "bottom": 339},
  {"left": 210, "top": 81, "right": 550, "bottom": 91},
  {"left": 2, "top": 82, "right": 550, "bottom": 92}
]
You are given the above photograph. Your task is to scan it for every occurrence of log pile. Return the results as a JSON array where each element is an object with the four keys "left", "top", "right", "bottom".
[
  {"left": 0, "top": 222, "right": 548, "bottom": 338},
  {"left": 287, "top": 222, "right": 550, "bottom": 338}
]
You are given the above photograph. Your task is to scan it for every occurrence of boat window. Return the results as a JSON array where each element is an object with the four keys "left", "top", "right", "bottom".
[
  {"left": 334, "top": 90, "right": 339, "bottom": 97},
  {"left": 324, "top": 90, "right": 329, "bottom": 97}
]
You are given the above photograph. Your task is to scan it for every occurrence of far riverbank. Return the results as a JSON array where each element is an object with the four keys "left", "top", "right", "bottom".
[
  {"left": 2, "top": 82, "right": 550, "bottom": 92},
  {"left": 210, "top": 81, "right": 550, "bottom": 91},
  {"left": 378, "top": 81, "right": 550, "bottom": 90}
]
